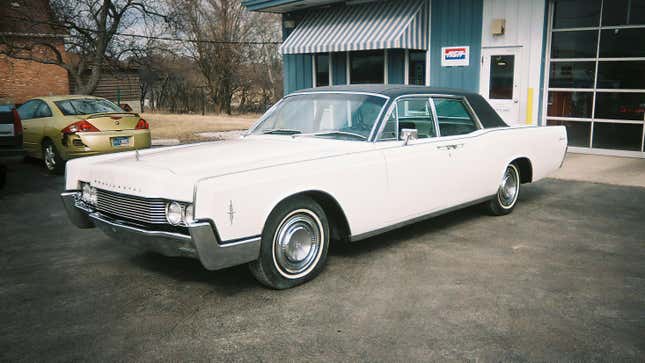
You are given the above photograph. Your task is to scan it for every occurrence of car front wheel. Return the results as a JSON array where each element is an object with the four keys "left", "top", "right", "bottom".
[
  {"left": 487, "top": 163, "right": 521, "bottom": 216},
  {"left": 249, "top": 196, "right": 330, "bottom": 289}
]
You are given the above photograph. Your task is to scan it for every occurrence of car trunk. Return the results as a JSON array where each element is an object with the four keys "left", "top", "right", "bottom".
[{"left": 84, "top": 113, "right": 141, "bottom": 131}]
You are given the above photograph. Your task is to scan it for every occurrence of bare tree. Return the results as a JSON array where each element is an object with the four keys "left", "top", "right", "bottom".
[{"left": 0, "top": 0, "right": 170, "bottom": 94}]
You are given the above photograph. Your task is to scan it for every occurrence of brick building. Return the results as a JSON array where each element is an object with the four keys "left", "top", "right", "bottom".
[{"left": 0, "top": 0, "right": 69, "bottom": 105}]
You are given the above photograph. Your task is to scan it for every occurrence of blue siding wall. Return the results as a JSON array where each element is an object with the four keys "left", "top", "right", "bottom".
[
  {"left": 388, "top": 49, "right": 405, "bottom": 84},
  {"left": 430, "top": 0, "right": 483, "bottom": 92},
  {"left": 332, "top": 52, "right": 347, "bottom": 85},
  {"left": 283, "top": 54, "right": 313, "bottom": 94}
]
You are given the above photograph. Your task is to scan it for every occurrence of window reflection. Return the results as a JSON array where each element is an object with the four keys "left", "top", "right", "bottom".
[
  {"left": 595, "top": 92, "right": 645, "bottom": 120},
  {"left": 551, "top": 31, "right": 597, "bottom": 58},
  {"left": 408, "top": 50, "right": 426, "bottom": 85},
  {"left": 602, "top": 0, "right": 645, "bottom": 26},
  {"left": 315, "top": 54, "right": 330, "bottom": 87},
  {"left": 547, "top": 91, "right": 593, "bottom": 118},
  {"left": 592, "top": 123, "right": 644, "bottom": 151},
  {"left": 489, "top": 55, "right": 514, "bottom": 99},
  {"left": 599, "top": 28, "right": 645, "bottom": 58},
  {"left": 350, "top": 50, "right": 384, "bottom": 84},
  {"left": 553, "top": 0, "right": 601, "bottom": 28},
  {"left": 549, "top": 62, "right": 595, "bottom": 88}
]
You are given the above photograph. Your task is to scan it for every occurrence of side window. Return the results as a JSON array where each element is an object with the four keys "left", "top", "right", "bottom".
[
  {"left": 17, "top": 100, "right": 39, "bottom": 120},
  {"left": 396, "top": 98, "right": 436, "bottom": 139},
  {"left": 433, "top": 98, "right": 478, "bottom": 136},
  {"left": 35, "top": 102, "right": 52, "bottom": 118}
]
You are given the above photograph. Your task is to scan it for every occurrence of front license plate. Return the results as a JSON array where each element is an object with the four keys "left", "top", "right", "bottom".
[{"left": 111, "top": 136, "right": 130, "bottom": 147}]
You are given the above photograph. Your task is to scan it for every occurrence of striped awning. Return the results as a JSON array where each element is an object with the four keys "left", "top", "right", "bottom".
[{"left": 280, "top": 0, "right": 429, "bottom": 55}]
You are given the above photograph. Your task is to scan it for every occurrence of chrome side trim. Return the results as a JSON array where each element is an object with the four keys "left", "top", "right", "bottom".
[{"left": 350, "top": 195, "right": 495, "bottom": 242}]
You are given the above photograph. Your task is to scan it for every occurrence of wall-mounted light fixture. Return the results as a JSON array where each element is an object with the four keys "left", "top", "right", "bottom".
[{"left": 491, "top": 19, "right": 505, "bottom": 36}]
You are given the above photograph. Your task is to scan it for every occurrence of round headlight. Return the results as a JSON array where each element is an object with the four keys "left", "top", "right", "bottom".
[
  {"left": 184, "top": 204, "right": 194, "bottom": 224},
  {"left": 82, "top": 183, "right": 92, "bottom": 203},
  {"left": 166, "top": 201, "right": 184, "bottom": 225}
]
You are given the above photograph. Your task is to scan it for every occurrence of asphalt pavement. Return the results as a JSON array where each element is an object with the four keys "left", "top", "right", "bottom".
[{"left": 1, "top": 158, "right": 644, "bottom": 361}]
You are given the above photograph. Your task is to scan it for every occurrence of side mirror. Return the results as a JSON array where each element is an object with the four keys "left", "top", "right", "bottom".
[{"left": 401, "top": 128, "right": 418, "bottom": 146}]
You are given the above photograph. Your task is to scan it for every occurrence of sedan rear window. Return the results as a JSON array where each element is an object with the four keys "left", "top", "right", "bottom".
[{"left": 55, "top": 98, "right": 123, "bottom": 116}]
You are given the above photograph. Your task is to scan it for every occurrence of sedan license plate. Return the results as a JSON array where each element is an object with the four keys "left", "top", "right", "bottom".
[{"left": 111, "top": 136, "right": 130, "bottom": 147}]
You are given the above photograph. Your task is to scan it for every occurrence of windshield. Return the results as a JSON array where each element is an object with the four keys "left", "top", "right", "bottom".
[
  {"left": 251, "top": 93, "right": 387, "bottom": 140},
  {"left": 54, "top": 98, "right": 123, "bottom": 116}
]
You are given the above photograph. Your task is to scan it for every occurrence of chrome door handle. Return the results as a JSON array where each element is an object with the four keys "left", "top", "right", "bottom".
[{"left": 437, "top": 143, "right": 463, "bottom": 150}]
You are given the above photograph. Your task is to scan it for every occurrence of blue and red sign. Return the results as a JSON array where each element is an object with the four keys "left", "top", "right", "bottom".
[{"left": 441, "top": 46, "right": 470, "bottom": 67}]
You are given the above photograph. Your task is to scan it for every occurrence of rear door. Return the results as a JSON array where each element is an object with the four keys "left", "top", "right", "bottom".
[
  {"left": 378, "top": 97, "right": 458, "bottom": 222},
  {"left": 20, "top": 100, "right": 52, "bottom": 156},
  {"left": 431, "top": 96, "right": 497, "bottom": 203}
]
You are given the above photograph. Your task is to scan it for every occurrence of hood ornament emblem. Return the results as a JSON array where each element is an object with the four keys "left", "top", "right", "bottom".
[{"left": 135, "top": 149, "right": 140, "bottom": 161}]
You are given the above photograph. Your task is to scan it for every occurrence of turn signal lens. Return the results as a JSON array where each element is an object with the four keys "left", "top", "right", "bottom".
[
  {"left": 62, "top": 120, "right": 100, "bottom": 134},
  {"left": 135, "top": 118, "right": 149, "bottom": 129}
]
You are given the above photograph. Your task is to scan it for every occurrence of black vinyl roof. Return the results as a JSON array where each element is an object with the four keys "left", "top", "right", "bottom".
[{"left": 294, "top": 84, "right": 509, "bottom": 129}]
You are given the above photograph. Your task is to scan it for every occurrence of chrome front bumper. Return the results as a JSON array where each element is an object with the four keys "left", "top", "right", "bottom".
[{"left": 60, "top": 191, "right": 260, "bottom": 270}]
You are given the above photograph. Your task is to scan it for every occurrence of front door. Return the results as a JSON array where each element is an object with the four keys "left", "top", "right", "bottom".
[{"left": 480, "top": 47, "right": 521, "bottom": 125}]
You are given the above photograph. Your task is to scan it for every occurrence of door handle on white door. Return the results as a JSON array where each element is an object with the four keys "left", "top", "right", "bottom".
[{"left": 437, "top": 143, "right": 463, "bottom": 150}]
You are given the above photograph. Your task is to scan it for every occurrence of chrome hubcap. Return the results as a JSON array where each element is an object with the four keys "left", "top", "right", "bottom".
[
  {"left": 498, "top": 165, "right": 519, "bottom": 208},
  {"left": 44, "top": 145, "right": 56, "bottom": 170},
  {"left": 273, "top": 210, "right": 323, "bottom": 279}
]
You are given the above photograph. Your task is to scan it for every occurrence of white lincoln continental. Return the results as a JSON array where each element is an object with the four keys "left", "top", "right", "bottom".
[{"left": 62, "top": 85, "right": 568, "bottom": 289}]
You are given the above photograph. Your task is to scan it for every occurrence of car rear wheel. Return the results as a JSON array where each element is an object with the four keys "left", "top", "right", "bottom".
[
  {"left": 42, "top": 140, "right": 65, "bottom": 175},
  {"left": 249, "top": 196, "right": 329, "bottom": 289},
  {"left": 487, "top": 163, "right": 520, "bottom": 216}
]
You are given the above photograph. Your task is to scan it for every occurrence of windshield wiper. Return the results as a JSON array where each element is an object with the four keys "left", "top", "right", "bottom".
[
  {"left": 311, "top": 131, "right": 367, "bottom": 140},
  {"left": 262, "top": 128, "right": 302, "bottom": 135}
]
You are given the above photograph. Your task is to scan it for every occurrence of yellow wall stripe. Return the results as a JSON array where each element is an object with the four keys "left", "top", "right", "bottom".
[{"left": 526, "top": 87, "right": 534, "bottom": 125}]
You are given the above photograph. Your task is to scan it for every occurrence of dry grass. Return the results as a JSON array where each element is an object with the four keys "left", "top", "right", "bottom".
[{"left": 142, "top": 112, "right": 260, "bottom": 142}]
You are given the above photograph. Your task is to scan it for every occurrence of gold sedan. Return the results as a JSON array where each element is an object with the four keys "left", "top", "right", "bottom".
[{"left": 18, "top": 95, "right": 151, "bottom": 173}]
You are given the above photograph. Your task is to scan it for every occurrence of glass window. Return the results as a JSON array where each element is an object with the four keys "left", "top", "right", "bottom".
[
  {"left": 597, "top": 61, "right": 645, "bottom": 89},
  {"left": 315, "top": 54, "right": 330, "bottom": 87},
  {"left": 547, "top": 91, "right": 593, "bottom": 118},
  {"left": 397, "top": 98, "right": 436, "bottom": 139},
  {"left": 602, "top": 0, "right": 645, "bottom": 26},
  {"left": 35, "top": 102, "right": 52, "bottom": 118},
  {"left": 551, "top": 31, "right": 598, "bottom": 58},
  {"left": 488, "top": 55, "right": 515, "bottom": 99},
  {"left": 252, "top": 93, "right": 386, "bottom": 140},
  {"left": 592, "top": 122, "right": 643, "bottom": 151},
  {"left": 553, "top": 0, "right": 601, "bottom": 28},
  {"left": 350, "top": 50, "right": 384, "bottom": 84},
  {"left": 433, "top": 98, "right": 478, "bottom": 136},
  {"left": 549, "top": 62, "right": 595, "bottom": 88},
  {"left": 17, "top": 100, "right": 40, "bottom": 120},
  {"left": 54, "top": 98, "right": 123, "bottom": 116},
  {"left": 594, "top": 92, "right": 645, "bottom": 120},
  {"left": 408, "top": 50, "right": 426, "bottom": 85},
  {"left": 599, "top": 28, "right": 645, "bottom": 58},
  {"left": 546, "top": 119, "right": 591, "bottom": 147}
]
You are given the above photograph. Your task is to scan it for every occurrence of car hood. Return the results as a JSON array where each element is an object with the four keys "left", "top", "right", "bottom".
[{"left": 98, "top": 135, "right": 376, "bottom": 178}]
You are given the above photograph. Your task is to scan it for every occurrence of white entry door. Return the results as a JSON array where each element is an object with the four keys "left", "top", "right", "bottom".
[{"left": 480, "top": 47, "right": 521, "bottom": 125}]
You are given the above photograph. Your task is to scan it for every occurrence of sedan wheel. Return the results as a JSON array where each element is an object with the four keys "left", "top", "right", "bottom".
[
  {"left": 249, "top": 196, "right": 329, "bottom": 289},
  {"left": 42, "top": 141, "right": 65, "bottom": 174},
  {"left": 487, "top": 163, "right": 520, "bottom": 215}
]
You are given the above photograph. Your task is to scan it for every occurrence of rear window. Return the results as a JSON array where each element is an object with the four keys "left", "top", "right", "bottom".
[{"left": 54, "top": 98, "right": 123, "bottom": 116}]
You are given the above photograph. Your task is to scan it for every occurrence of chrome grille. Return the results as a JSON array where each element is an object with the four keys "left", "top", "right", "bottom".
[{"left": 96, "top": 189, "right": 167, "bottom": 224}]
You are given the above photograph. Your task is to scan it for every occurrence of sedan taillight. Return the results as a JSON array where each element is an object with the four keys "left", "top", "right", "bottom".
[
  {"left": 12, "top": 108, "right": 22, "bottom": 135},
  {"left": 135, "top": 118, "right": 149, "bottom": 130},
  {"left": 62, "top": 120, "right": 100, "bottom": 134}
]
